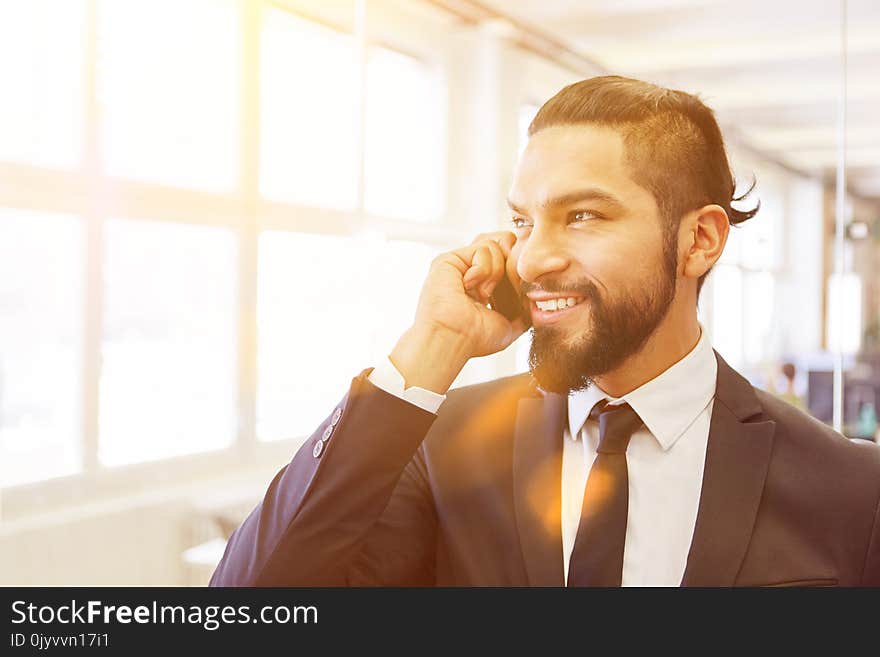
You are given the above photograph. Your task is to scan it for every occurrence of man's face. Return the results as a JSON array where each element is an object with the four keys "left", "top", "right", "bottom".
[{"left": 507, "top": 124, "right": 679, "bottom": 394}]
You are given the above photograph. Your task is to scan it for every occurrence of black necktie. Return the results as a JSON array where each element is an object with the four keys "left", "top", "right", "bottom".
[{"left": 567, "top": 400, "right": 644, "bottom": 587}]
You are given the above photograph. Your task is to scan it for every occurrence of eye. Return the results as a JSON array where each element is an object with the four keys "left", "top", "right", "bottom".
[
  {"left": 569, "top": 210, "right": 601, "bottom": 224},
  {"left": 510, "top": 216, "right": 532, "bottom": 230}
]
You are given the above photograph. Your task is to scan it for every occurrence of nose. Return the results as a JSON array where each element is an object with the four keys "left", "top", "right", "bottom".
[{"left": 515, "top": 224, "right": 570, "bottom": 284}]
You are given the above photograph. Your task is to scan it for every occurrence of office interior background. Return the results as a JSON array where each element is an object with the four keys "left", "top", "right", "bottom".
[{"left": 1, "top": 0, "right": 878, "bottom": 585}]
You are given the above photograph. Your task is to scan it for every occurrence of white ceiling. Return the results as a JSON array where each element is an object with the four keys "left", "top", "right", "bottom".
[{"left": 478, "top": 0, "right": 880, "bottom": 200}]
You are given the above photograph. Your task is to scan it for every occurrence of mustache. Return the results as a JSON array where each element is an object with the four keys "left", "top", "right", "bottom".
[{"left": 520, "top": 279, "right": 602, "bottom": 301}]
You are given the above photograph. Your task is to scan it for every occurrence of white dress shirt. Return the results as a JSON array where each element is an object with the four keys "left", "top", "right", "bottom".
[{"left": 368, "top": 326, "right": 717, "bottom": 587}]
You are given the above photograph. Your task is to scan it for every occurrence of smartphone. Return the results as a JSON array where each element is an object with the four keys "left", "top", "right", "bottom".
[{"left": 489, "top": 273, "right": 531, "bottom": 326}]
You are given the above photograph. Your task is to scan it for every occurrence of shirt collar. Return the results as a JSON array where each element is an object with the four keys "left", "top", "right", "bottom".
[{"left": 567, "top": 325, "right": 717, "bottom": 451}]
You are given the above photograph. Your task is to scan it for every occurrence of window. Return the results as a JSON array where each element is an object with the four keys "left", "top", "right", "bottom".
[
  {"left": 367, "top": 238, "right": 437, "bottom": 355},
  {"left": 256, "top": 232, "right": 438, "bottom": 442},
  {"left": 827, "top": 273, "right": 862, "bottom": 355},
  {"left": 1, "top": 2, "right": 452, "bottom": 498},
  {"left": 260, "top": 8, "right": 358, "bottom": 209},
  {"left": 0, "top": 210, "right": 84, "bottom": 486},
  {"left": 364, "top": 46, "right": 445, "bottom": 221},
  {"left": 742, "top": 271, "right": 775, "bottom": 365},
  {"left": 99, "top": 219, "right": 237, "bottom": 465},
  {"left": 256, "top": 231, "right": 373, "bottom": 441},
  {"left": 0, "top": 0, "right": 85, "bottom": 169},
  {"left": 708, "top": 180, "right": 783, "bottom": 370},
  {"left": 97, "top": 0, "right": 240, "bottom": 191}
]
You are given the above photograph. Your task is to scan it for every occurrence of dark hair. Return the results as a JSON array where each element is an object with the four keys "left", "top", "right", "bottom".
[{"left": 529, "top": 75, "right": 759, "bottom": 293}]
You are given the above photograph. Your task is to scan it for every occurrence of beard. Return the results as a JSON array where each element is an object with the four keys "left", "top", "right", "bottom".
[{"left": 527, "top": 243, "right": 677, "bottom": 395}]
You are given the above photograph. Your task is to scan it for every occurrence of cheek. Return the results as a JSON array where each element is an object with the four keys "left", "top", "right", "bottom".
[
  {"left": 571, "top": 238, "right": 621, "bottom": 276},
  {"left": 573, "top": 235, "right": 654, "bottom": 285}
]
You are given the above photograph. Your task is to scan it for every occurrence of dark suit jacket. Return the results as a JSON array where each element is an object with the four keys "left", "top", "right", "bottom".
[{"left": 210, "top": 351, "right": 880, "bottom": 586}]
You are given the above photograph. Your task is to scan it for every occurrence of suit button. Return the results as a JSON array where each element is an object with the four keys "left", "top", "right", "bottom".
[
  {"left": 313, "top": 440, "right": 324, "bottom": 458},
  {"left": 331, "top": 407, "right": 342, "bottom": 426},
  {"left": 321, "top": 425, "right": 333, "bottom": 442}
]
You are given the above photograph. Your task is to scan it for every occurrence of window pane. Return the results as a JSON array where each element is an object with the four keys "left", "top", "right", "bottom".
[
  {"left": 710, "top": 264, "right": 744, "bottom": 370},
  {"left": 364, "top": 47, "right": 445, "bottom": 221},
  {"left": 0, "top": 0, "right": 85, "bottom": 168},
  {"left": 100, "top": 219, "right": 237, "bottom": 466},
  {"left": 0, "top": 210, "right": 83, "bottom": 486},
  {"left": 257, "top": 232, "right": 373, "bottom": 441},
  {"left": 97, "top": 0, "right": 239, "bottom": 191},
  {"left": 260, "top": 9, "right": 357, "bottom": 209},
  {"left": 368, "top": 239, "right": 436, "bottom": 356},
  {"left": 827, "top": 273, "right": 862, "bottom": 356},
  {"left": 742, "top": 271, "right": 776, "bottom": 365},
  {"left": 257, "top": 232, "right": 516, "bottom": 440}
]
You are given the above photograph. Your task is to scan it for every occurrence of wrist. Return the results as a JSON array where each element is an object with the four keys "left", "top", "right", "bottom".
[{"left": 389, "top": 324, "right": 472, "bottom": 395}]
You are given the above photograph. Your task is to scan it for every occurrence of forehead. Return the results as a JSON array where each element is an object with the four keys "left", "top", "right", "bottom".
[{"left": 509, "top": 124, "right": 656, "bottom": 211}]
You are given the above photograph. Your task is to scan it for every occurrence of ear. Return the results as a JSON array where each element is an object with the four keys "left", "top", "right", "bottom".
[{"left": 680, "top": 204, "right": 729, "bottom": 280}]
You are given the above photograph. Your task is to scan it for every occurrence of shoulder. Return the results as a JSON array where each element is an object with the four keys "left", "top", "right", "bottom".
[
  {"left": 754, "top": 386, "right": 880, "bottom": 478},
  {"left": 443, "top": 371, "right": 537, "bottom": 410},
  {"left": 419, "top": 371, "right": 535, "bottom": 452}
]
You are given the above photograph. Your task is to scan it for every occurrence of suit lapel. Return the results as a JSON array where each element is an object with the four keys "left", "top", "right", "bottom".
[
  {"left": 681, "top": 351, "right": 776, "bottom": 586},
  {"left": 513, "top": 386, "right": 566, "bottom": 586}
]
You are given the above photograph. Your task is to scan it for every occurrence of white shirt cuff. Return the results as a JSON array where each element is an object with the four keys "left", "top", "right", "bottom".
[{"left": 367, "top": 357, "right": 447, "bottom": 415}]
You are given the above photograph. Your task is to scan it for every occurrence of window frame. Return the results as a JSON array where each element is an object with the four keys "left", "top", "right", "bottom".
[{"left": 0, "top": 0, "right": 460, "bottom": 517}]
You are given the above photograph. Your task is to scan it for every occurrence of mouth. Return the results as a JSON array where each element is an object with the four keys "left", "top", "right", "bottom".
[{"left": 529, "top": 295, "right": 586, "bottom": 325}]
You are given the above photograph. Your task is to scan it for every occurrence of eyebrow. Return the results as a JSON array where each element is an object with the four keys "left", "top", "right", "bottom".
[{"left": 506, "top": 188, "right": 625, "bottom": 215}]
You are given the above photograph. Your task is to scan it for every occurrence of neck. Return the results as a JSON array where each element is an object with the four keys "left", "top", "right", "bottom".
[{"left": 593, "top": 308, "right": 701, "bottom": 398}]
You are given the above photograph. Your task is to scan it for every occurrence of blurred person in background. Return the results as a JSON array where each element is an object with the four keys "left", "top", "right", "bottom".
[
  {"left": 211, "top": 76, "right": 880, "bottom": 587},
  {"left": 773, "top": 361, "right": 807, "bottom": 411}
]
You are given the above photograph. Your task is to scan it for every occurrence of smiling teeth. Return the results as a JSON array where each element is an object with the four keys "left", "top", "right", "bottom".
[{"left": 535, "top": 297, "right": 581, "bottom": 312}]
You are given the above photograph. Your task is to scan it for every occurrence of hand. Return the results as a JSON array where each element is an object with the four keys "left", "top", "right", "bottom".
[
  {"left": 418, "top": 231, "right": 529, "bottom": 356},
  {"left": 389, "top": 232, "right": 529, "bottom": 394}
]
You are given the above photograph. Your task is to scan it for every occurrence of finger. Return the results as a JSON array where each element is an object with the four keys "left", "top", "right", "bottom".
[
  {"left": 470, "top": 231, "right": 516, "bottom": 257},
  {"left": 464, "top": 240, "right": 506, "bottom": 297},
  {"left": 463, "top": 244, "right": 493, "bottom": 291},
  {"left": 436, "top": 248, "right": 474, "bottom": 278},
  {"left": 478, "top": 240, "right": 505, "bottom": 299},
  {"left": 493, "top": 231, "right": 516, "bottom": 257}
]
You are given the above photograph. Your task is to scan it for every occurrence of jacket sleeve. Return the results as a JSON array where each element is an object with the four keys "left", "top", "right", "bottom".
[{"left": 209, "top": 368, "right": 439, "bottom": 586}]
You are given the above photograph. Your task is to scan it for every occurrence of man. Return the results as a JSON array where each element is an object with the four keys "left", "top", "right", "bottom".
[{"left": 210, "top": 76, "right": 880, "bottom": 587}]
